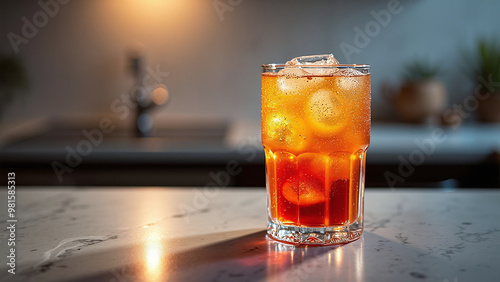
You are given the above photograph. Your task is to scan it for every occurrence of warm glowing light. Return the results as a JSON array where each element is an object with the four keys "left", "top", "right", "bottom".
[
  {"left": 111, "top": 0, "right": 203, "bottom": 29},
  {"left": 152, "top": 84, "right": 169, "bottom": 105},
  {"left": 334, "top": 247, "right": 342, "bottom": 262},
  {"left": 334, "top": 247, "right": 343, "bottom": 273},
  {"left": 144, "top": 230, "right": 164, "bottom": 281}
]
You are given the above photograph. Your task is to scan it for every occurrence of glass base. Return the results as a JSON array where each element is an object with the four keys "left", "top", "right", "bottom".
[{"left": 267, "top": 220, "right": 363, "bottom": 245}]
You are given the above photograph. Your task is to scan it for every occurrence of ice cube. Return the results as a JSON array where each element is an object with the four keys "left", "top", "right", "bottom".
[
  {"left": 284, "top": 54, "right": 340, "bottom": 76},
  {"left": 276, "top": 72, "right": 316, "bottom": 95},
  {"left": 337, "top": 76, "right": 358, "bottom": 90},
  {"left": 286, "top": 54, "right": 339, "bottom": 66},
  {"left": 262, "top": 113, "right": 309, "bottom": 152},
  {"left": 306, "top": 89, "right": 346, "bottom": 136},
  {"left": 306, "top": 68, "right": 341, "bottom": 76},
  {"left": 336, "top": 69, "right": 365, "bottom": 90},
  {"left": 338, "top": 68, "right": 364, "bottom": 76},
  {"left": 278, "top": 68, "right": 310, "bottom": 77}
]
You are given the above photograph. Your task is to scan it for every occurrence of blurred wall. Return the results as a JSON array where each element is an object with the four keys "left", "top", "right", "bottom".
[{"left": 1, "top": 0, "right": 499, "bottom": 124}]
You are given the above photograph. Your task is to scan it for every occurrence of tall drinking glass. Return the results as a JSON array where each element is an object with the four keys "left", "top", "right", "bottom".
[{"left": 261, "top": 61, "right": 370, "bottom": 245}]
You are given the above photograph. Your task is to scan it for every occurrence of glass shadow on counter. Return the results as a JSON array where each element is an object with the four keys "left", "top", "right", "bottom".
[{"left": 19, "top": 229, "right": 364, "bottom": 282}]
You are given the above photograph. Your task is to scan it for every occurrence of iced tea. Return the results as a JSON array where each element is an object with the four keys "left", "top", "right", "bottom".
[{"left": 262, "top": 57, "right": 370, "bottom": 245}]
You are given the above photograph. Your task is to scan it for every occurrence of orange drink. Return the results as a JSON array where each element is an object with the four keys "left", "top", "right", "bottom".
[{"left": 262, "top": 55, "right": 370, "bottom": 245}]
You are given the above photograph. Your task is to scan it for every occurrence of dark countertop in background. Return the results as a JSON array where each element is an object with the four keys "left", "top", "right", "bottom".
[
  {"left": 1, "top": 120, "right": 499, "bottom": 187},
  {"left": 2, "top": 121, "right": 499, "bottom": 164}
]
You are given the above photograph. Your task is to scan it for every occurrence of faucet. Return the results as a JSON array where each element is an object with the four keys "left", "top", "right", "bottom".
[{"left": 128, "top": 49, "right": 169, "bottom": 137}]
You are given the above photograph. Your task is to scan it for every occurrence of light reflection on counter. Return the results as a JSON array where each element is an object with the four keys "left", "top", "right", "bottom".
[
  {"left": 266, "top": 237, "right": 364, "bottom": 281},
  {"left": 136, "top": 191, "right": 169, "bottom": 282},
  {"left": 334, "top": 247, "right": 343, "bottom": 273},
  {"left": 355, "top": 238, "right": 364, "bottom": 281},
  {"left": 144, "top": 229, "right": 164, "bottom": 281}
]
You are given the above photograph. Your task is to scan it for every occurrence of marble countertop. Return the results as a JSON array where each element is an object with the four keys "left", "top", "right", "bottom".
[{"left": 1, "top": 187, "right": 499, "bottom": 281}]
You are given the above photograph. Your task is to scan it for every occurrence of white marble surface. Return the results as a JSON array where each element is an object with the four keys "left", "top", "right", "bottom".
[{"left": 1, "top": 187, "right": 499, "bottom": 282}]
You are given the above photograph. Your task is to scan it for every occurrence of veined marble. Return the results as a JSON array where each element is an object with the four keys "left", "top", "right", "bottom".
[{"left": 0, "top": 187, "right": 499, "bottom": 281}]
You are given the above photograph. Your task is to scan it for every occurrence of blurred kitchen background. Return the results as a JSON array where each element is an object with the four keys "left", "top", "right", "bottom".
[{"left": 0, "top": 0, "right": 499, "bottom": 188}]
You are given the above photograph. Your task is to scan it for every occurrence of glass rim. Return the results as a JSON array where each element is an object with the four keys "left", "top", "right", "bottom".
[{"left": 262, "top": 64, "right": 370, "bottom": 71}]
